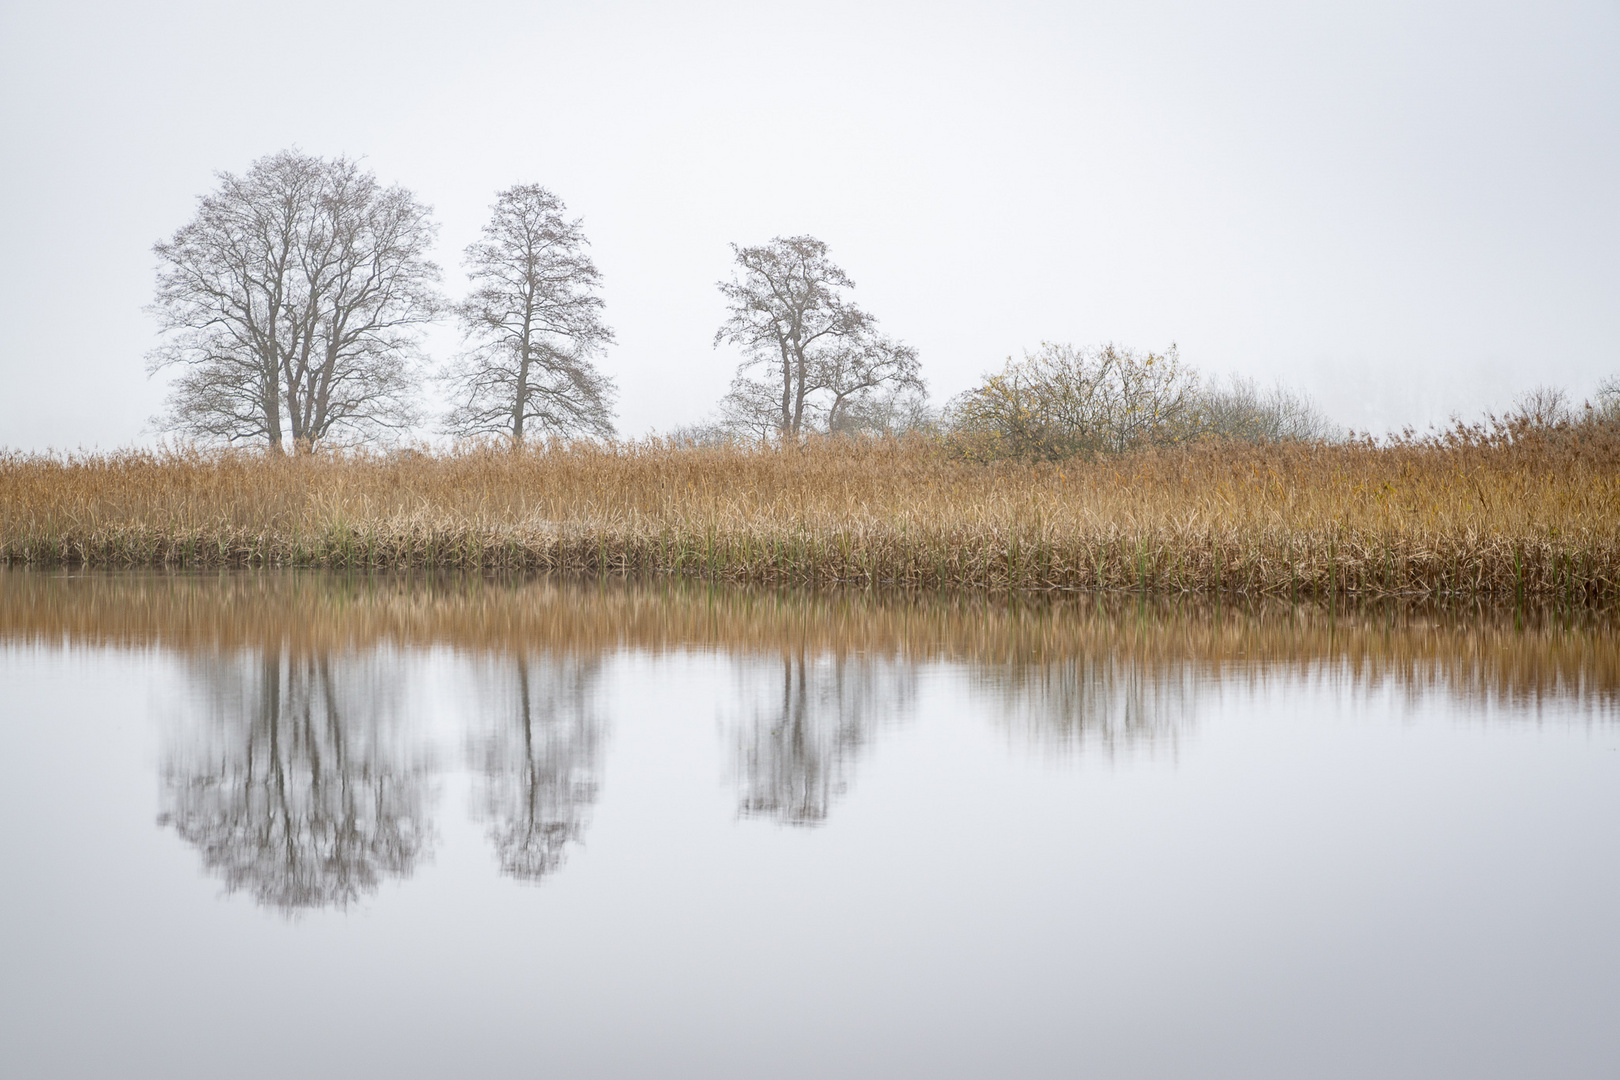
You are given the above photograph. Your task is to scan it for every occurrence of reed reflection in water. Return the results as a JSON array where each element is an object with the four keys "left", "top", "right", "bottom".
[
  {"left": 4, "top": 569, "right": 1610, "bottom": 714},
  {"left": 156, "top": 646, "right": 435, "bottom": 912}
]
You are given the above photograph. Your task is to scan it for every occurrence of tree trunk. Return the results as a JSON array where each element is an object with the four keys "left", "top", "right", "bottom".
[
  {"left": 791, "top": 339, "right": 809, "bottom": 439},
  {"left": 513, "top": 307, "right": 533, "bottom": 443},
  {"left": 263, "top": 364, "right": 284, "bottom": 454},
  {"left": 778, "top": 338, "right": 794, "bottom": 438}
]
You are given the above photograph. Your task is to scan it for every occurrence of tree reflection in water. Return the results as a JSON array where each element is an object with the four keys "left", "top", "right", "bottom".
[
  {"left": 5, "top": 571, "right": 1611, "bottom": 893},
  {"left": 466, "top": 654, "right": 604, "bottom": 881},
  {"left": 732, "top": 649, "right": 915, "bottom": 825},
  {"left": 158, "top": 648, "right": 434, "bottom": 912}
]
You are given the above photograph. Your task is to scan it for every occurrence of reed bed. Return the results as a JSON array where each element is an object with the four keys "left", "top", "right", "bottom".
[{"left": 2, "top": 431, "right": 1616, "bottom": 603}]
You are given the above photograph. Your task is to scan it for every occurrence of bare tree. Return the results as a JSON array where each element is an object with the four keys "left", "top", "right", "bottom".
[
  {"left": 1511, "top": 385, "right": 1575, "bottom": 427},
  {"left": 820, "top": 332, "right": 928, "bottom": 434},
  {"left": 715, "top": 371, "right": 789, "bottom": 441},
  {"left": 148, "top": 150, "right": 442, "bottom": 452},
  {"left": 1194, "top": 374, "right": 1340, "bottom": 442},
  {"left": 443, "top": 185, "right": 616, "bottom": 441},
  {"left": 715, "top": 236, "right": 922, "bottom": 440},
  {"left": 1594, "top": 375, "right": 1620, "bottom": 425}
]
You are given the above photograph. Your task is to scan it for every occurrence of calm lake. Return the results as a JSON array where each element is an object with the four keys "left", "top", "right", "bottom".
[{"left": 1, "top": 570, "right": 1617, "bottom": 1079}]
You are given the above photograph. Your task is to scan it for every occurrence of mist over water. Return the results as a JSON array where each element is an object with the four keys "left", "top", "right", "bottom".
[{"left": 2, "top": 570, "right": 1617, "bottom": 1077}]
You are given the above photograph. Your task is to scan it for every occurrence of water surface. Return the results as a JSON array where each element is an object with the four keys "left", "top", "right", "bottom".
[{"left": 2, "top": 571, "right": 1617, "bottom": 1078}]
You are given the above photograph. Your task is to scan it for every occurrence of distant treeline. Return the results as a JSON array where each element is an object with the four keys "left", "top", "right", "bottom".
[{"left": 152, "top": 148, "right": 1618, "bottom": 460}]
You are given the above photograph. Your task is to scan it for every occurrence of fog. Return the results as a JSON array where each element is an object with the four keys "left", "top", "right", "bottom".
[{"left": 2, "top": 0, "right": 1615, "bottom": 450}]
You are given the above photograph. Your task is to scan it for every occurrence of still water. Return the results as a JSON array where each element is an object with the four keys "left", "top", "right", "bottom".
[{"left": 1, "top": 570, "right": 1617, "bottom": 1079}]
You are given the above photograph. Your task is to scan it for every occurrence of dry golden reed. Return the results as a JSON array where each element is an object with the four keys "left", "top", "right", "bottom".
[{"left": 1, "top": 430, "right": 1616, "bottom": 603}]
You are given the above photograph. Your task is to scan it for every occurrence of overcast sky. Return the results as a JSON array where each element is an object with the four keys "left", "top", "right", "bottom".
[{"left": 1, "top": 0, "right": 1616, "bottom": 450}]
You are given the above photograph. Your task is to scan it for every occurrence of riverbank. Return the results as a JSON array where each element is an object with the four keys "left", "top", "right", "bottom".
[{"left": 2, "top": 434, "right": 1616, "bottom": 602}]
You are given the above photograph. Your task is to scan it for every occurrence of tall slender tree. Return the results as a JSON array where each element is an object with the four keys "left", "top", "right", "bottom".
[
  {"left": 443, "top": 185, "right": 616, "bottom": 441},
  {"left": 148, "top": 150, "right": 441, "bottom": 451}
]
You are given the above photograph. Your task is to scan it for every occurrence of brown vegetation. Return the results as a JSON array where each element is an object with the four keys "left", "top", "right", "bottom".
[
  {"left": 1, "top": 422, "right": 1616, "bottom": 602},
  {"left": 2, "top": 570, "right": 1614, "bottom": 709}
]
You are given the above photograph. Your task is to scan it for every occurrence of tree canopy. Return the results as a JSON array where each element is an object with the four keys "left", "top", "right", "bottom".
[{"left": 148, "top": 150, "right": 442, "bottom": 451}]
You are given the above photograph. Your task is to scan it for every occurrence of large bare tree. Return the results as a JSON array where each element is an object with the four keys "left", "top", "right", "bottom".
[
  {"left": 715, "top": 235, "right": 923, "bottom": 440},
  {"left": 148, "top": 150, "right": 442, "bottom": 451},
  {"left": 442, "top": 185, "right": 616, "bottom": 441}
]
